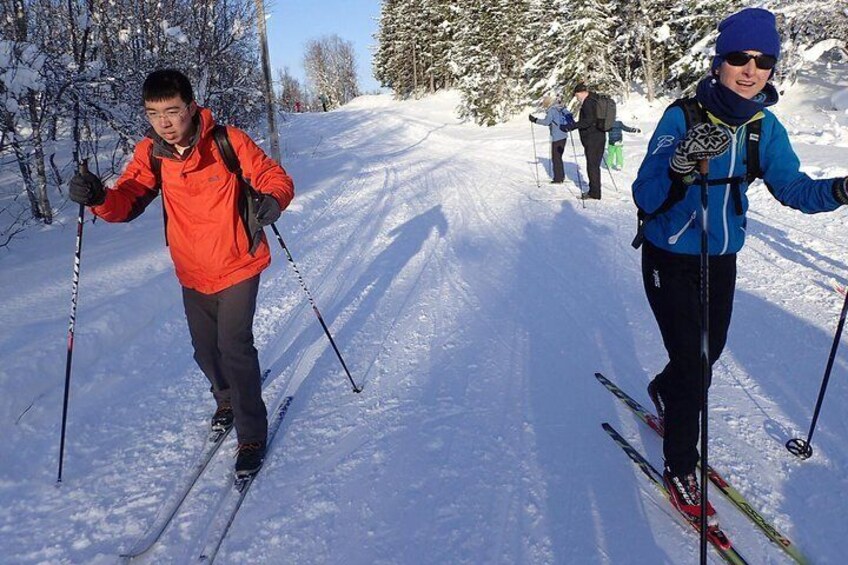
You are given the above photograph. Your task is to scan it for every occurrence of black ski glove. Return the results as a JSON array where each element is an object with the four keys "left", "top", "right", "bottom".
[
  {"left": 69, "top": 171, "right": 106, "bottom": 206},
  {"left": 670, "top": 123, "right": 731, "bottom": 176},
  {"left": 833, "top": 178, "right": 848, "bottom": 206},
  {"left": 254, "top": 193, "right": 281, "bottom": 226},
  {"left": 528, "top": 114, "right": 537, "bottom": 123}
]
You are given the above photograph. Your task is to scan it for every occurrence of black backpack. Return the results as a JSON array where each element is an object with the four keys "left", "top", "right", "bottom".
[
  {"left": 149, "top": 125, "right": 264, "bottom": 254},
  {"left": 631, "top": 97, "right": 762, "bottom": 249},
  {"left": 595, "top": 94, "right": 616, "bottom": 132}
]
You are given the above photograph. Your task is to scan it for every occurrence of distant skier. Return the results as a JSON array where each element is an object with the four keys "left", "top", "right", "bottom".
[
  {"left": 319, "top": 94, "right": 329, "bottom": 112},
  {"left": 560, "top": 84, "right": 607, "bottom": 200},
  {"left": 632, "top": 8, "right": 848, "bottom": 524},
  {"left": 68, "top": 69, "right": 295, "bottom": 478},
  {"left": 529, "top": 95, "right": 573, "bottom": 184},
  {"left": 605, "top": 120, "right": 640, "bottom": 170}
]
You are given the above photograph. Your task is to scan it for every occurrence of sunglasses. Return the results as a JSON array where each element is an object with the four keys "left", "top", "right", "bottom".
[{"left": 724, "top": 51, "right": 777, "bottom": 70}]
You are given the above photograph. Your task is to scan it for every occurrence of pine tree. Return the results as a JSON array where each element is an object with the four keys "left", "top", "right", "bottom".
[
  {"left": 559, "top": 0, "right": 621, "bottom": 101},
  {"left": 522, "top": 0, "right": 569, "bottom": 105},
  {"left": 452, "top": 0, "right": 530, "bottom": 125},
  {"left": 767, "top": 0, "right": 848, "bottom": 85}
]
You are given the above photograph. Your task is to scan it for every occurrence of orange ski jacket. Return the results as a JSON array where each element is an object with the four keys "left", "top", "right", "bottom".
[{"left": 91, "top": 107, "right": 295, "bottom": 294}]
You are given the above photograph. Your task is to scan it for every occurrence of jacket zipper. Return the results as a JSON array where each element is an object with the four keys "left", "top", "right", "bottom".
[{"left": 720, "top": 125, "right": 740, "bottom": 255}]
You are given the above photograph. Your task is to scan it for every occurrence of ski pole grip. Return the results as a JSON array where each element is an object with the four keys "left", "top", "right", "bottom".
[
  {"left": 698, "top": 159, "right": 709, "bottom": 175},
  {"left": 79, "top": 158, "right": 89, "bottom": 175}
]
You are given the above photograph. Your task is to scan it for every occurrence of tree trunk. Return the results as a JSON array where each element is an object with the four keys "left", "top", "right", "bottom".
[
  {"left": 412, "top": 42, "right": 418, "bottom": 93},
  {"left": 28, "top": 91, "right": 52, "bottom": 224},
  {"left": 642, "top": 34, "right": 655, "bottom": 103}
]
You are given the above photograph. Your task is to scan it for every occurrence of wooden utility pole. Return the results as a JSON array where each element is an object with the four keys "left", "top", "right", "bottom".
[{"left": 255, "top": 0, "right": 281, "bottom": 163}]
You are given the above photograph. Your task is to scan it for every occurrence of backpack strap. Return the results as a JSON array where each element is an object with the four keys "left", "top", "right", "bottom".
[
  {"left": 212, "top": 125, "right": 242, "bottom": 177},
  {"left": 211, "top": 124, "right": 264, "bottom": 255},
  {"left": 148, "top": 143, "right": 169, "bottom": 246},
  {"left": 745, "top": 118, "right": 762, "bottom": 183}
]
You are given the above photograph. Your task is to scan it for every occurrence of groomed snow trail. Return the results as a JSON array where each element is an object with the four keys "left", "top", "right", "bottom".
[{"left": 1, "top": 85, "right": 847, "bottom": 564}]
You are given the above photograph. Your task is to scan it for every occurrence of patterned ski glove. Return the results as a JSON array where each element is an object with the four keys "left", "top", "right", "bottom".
[{"left": 669, "top": 123, "right": 731, "bottom": 176}]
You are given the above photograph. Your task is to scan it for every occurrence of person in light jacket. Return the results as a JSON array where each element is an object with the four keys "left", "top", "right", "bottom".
[{"left": 529, "top": 95, "right": 573, "bottom": 184}]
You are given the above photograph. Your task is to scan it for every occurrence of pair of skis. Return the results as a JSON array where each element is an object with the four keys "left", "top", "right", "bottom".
[
  {"left": 120, "top": 370, "right": 294, "bottom": 563},
  {"left": 596, "top": 372, "right": 809, "bottom": 564}
]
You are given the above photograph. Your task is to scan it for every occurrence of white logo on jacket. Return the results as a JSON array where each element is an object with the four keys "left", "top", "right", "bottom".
[{"left": 653, "top": 135, "right": 675, "bottom": 155}]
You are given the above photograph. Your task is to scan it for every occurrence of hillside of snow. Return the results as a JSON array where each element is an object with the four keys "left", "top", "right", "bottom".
[{"left": 2, "top": 65, "right": 848, "bottom": 564}]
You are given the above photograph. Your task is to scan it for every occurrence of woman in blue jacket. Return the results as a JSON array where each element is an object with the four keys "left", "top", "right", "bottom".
[
  {"left": 632, "top": 7, "right": 848, "bottom": 523},
  {"left": 530, "top": 95, "right": 573, "bottom": 184}
]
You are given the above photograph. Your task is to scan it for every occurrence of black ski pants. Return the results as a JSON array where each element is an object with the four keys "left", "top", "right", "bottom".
[
  {"left": 182, "top": 275, "right": 267, "bottom": 444},
  {"left": 642, "top": 242, "right": 736, "bottom": 476},
  {"left": 582, "top": 132, "right": 606, "bottom": 198},
  {"left": 551, "top": 138, "right": 567, "bottom": 183}
]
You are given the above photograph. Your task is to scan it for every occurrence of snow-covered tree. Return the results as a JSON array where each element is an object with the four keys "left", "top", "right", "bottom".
[
  {"left": 276, "top": 67, "right": 305, "bottom": 113},
  {"left": 767, "top": 1, "right": 848, "bottom": 86},
  {"left": 557, "top": 0, "right": 621, "bottom": 104},
  {"left": 304, "top": 34, "right": 360, "bottom": 109},
  {"left": 451, "top": 0, "right": 530, "bottom": 126},
  {"left": 373, "top": 0, "right": 456, "bottom": 98},
  {"left": 0, "top": 0, "right": 268, "bottom": 247},
  {"left": 522, "top": 0, "right": 569, "bottom": 104}
]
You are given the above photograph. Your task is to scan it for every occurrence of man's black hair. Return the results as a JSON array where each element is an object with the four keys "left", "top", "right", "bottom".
[{"left": 142, "top": 69, "right": 194, "bottom": 104}]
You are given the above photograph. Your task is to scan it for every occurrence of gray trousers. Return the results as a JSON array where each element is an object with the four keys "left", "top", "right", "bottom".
[{"left": 182, "top": 275, "right": 267, "bottom": 444}]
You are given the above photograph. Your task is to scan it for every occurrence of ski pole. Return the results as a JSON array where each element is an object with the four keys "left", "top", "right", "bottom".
[
  {"left": 569, "top": 132, "right": 585, "bottom": 209},
  {"left": 268, "top": 223, "right": 361, "bottom": 393},
  {"left": 698, "top": 159, "right": 710, "bottom": 565},
  {"left": 786, "top": 286, "right": 848, "bottom": 460},
  {"left": 529, "top": 122, "right": 540, "bottom": 188},
  {"left": 58, "top": 159, "right": 89, "bottom": 483},
  {"left": 603, "top": 153, "right": 620, "bottom": 192}
]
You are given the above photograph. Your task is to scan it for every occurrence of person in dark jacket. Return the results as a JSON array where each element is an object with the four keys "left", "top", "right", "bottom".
[
  {"left": 529, "top": 95, "right": 573, "bottom": 184},
  {"left": 606, "top": 120, "right": 640, "bottom": 170},
  {"left": 560, "top": 83, "right": 606, "bottom": 199},
  {"left": 68, "top": 69, "right": 295, "bottom": 478},
  {"left": 632, "top": 8, "right": 848, "bottom": 523}
]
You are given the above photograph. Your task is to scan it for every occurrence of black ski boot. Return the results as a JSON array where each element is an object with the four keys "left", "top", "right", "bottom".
[
  {"left": 211, "top": 404, "right": 234, "bottom": 434},
  {"left": 647, "top": 378, "right": 666, "bottom": 425},
  {"left": 235, "top": 441, "right": 266, "bottom": 478}
]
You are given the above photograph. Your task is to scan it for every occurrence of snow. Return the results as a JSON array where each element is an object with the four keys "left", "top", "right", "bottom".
[{"left": 2, "top": 68, "right": 848, "bottom": 564}]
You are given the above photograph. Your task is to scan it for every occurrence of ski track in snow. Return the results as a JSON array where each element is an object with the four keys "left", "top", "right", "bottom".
[{"left": 2, "top": 72, "right": 848, "bottom": 563}]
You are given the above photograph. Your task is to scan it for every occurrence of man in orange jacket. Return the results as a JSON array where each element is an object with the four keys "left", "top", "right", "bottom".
[{"left": 69, "top": 69, "right": 295, "bottom": 477}]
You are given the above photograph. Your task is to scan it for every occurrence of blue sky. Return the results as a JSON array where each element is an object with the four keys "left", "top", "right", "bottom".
[{"left": 265, "top": 1, "right": 384, "bottom": 94}]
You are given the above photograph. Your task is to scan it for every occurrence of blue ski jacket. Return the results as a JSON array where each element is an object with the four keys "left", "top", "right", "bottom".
[
  {"left": 535, "top": 105, "right": 571, "bottom": 142},
  {"left": 633, "top": 105, "right": 844, "bottom": 256},
  {"left": 608, "top": 120, "right": 639, "bottom": 144}
]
